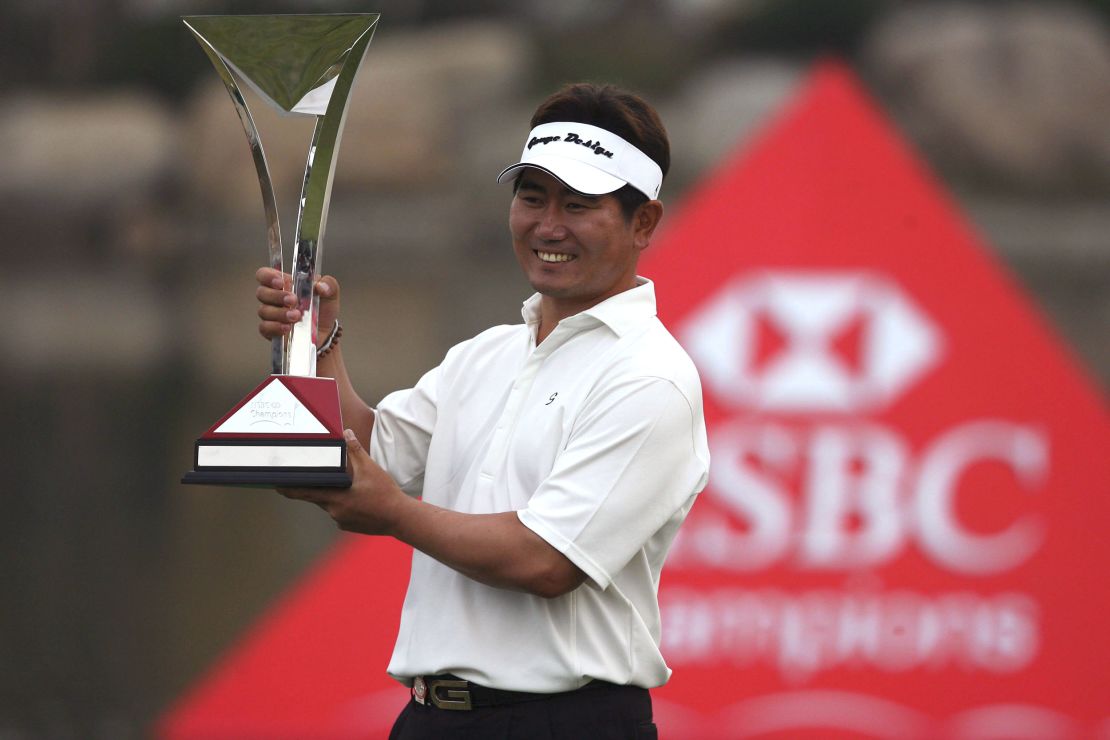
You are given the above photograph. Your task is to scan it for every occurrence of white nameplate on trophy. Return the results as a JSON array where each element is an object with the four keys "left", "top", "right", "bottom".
[
  {"left": 196, "top": 445, "right": 342, "bottom": 468},
  {"left": 214, "top": 379, "right": 328, "bottom": 434}
]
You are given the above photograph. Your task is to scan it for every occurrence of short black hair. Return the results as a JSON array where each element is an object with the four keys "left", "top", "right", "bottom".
[{"left": 527, "top": 83, "right": 669, "bottom": 220}]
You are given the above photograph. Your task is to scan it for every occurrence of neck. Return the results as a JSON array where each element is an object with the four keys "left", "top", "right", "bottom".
[
  {"left": 535, "top": 297, "right": 569, "bottom": 345},
  {"left": 534, "top": 277, "right": 640, "bottom": 344}
]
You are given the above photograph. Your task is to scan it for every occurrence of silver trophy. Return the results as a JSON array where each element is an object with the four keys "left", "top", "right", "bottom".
[{"left": 182, "top": 14, "right": 378, "bottom": 488}]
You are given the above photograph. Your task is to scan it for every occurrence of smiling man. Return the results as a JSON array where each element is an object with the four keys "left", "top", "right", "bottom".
[{"left": 255, "top": 83, "right": 709, "bottom": 739}]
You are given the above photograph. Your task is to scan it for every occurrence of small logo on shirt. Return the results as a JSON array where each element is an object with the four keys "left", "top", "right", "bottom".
[{"left": 545, "top": 392, "right": 559, "bottom": 406}]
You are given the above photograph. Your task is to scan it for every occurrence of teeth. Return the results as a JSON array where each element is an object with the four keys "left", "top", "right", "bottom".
[{"left": 537, "top": 251, "right": 574, "bottom": 263}]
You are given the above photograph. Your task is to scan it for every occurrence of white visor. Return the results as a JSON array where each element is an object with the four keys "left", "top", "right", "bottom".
[{"left": 496, "top": 121, "right": 663, "bottom": 200}]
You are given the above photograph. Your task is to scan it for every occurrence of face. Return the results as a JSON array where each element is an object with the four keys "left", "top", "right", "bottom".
[{"left": 509, "top": 168, "right": 662, "bottom": 321}]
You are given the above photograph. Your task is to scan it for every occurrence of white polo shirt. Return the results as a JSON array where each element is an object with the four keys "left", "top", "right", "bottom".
[{"left": 369, "top": 278, "right": 709, "bottom": 692}]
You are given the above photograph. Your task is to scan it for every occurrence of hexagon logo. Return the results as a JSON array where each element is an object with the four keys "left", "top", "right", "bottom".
[{"left": 681, "top": 270, "right": 943, "bottom": 413}]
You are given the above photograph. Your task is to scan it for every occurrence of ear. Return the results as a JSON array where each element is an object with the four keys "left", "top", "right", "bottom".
[{"left": 632, "top": 200, "right": 664, "bottom": 251}]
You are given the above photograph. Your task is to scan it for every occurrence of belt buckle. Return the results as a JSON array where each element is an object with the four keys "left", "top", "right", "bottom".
[{"left": 428, "top": 678, "right": 472, "bottom": 711}]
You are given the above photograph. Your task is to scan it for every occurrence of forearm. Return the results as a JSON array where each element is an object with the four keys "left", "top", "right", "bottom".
[
  {"left": 388, "top": 496, "right": 585, "bottom": 598},
  {"left": 316, "top": 344, "right": 375, "bottom": 446},
  {"left": 282, "top": 431, "right": 586, "bottom": 597}
]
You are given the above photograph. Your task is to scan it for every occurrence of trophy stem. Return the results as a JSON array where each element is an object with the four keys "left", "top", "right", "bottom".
[
  {"left": 287, "top": 118, "right": 326, "bottom": 378},
  {"left": 184, "top": 19, "right": 287, "bottom": 375},
  {"left": 284, "top": 26, "right": 376, "bottom": 376}
]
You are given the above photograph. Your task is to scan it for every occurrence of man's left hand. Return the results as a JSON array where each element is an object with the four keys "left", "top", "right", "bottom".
[{"left": 277, "top": 430, "right": 406, "bottom": 536}]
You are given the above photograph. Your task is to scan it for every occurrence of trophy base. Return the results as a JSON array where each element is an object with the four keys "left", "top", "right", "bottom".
[
  {"left": 182, "top": 470, "right": 352, "bottom": 488},
  {"left": 183, "top": 375, "right": 351, "bottom": 490}
]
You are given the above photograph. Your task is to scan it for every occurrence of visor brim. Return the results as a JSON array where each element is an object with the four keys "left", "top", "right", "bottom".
[{"left": 496, "top": 154, "right": 627, "bottom": 196}]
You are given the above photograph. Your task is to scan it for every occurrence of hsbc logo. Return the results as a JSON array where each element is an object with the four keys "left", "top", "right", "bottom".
[
  {"left": 670, "top": 270, "right": 1048, "bottom": 579},
  {"left": 681, "top": 271, "right": 943, "bottom": 413}
]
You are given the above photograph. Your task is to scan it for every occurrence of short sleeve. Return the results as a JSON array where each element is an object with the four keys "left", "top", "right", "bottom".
[
  {"left": 369, "top": 364, "right": 440, "bottom": 497},
  {"left": 517, "top": 376, "right": 709, "bottom": 590}
]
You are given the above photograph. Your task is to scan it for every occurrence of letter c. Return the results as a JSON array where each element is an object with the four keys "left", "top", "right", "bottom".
[{"left": 914, "top": 420, "right": 1047, "bottom": 575}]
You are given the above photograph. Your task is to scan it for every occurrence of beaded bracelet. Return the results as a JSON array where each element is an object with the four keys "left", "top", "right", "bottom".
[{"left": 317, "top": 319, "right": 342, "bottom": 358}]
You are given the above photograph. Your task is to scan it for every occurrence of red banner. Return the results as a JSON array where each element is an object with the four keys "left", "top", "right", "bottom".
[
  {"left": 161, "top": 63, "right": 1110, "bottom": 739},
  {"left": 160, "top": 537, "right": 412, "bottom": 739},
  {"left": 646, "top": 62, "right": 1110, "bottom": 739}
]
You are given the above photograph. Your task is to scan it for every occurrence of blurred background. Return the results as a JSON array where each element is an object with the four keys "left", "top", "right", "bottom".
[{"left": 3, "top": 0, "right": 1108, "bottom": 737}]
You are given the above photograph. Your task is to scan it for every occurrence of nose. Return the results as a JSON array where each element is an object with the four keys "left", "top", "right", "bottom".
[{"left": 534, "top": 204, "right": 567, "bottom": 242}]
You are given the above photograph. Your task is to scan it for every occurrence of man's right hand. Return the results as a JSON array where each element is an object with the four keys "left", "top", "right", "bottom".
[{"left": 254, "top": 267, "right": 341, "bottom": 341}]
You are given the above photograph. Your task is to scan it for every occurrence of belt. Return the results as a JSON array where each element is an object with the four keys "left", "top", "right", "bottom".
[{"left": 411, "top": 674, "right": 617, "bottom": 711}]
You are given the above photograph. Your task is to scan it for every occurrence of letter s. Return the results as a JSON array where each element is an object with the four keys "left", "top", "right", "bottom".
[{"left": 708, "top": 421, "right": 795, "bottom": 570}]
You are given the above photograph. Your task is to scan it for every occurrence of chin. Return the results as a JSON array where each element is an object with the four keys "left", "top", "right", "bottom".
[
  {"left": 525, "top": 269, "right": 566, "bottom": 291},
  {"left": 529, "top": 279, "right": 568, "bottom": 296}
]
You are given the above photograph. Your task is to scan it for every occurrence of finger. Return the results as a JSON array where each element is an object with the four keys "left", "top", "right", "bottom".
[
  {"left": 344, "top": 428, "right": 369, "bottom": 462},
  {"left": 256, "top": 266, "right": 284, "bottom": 288},
  {"left": 315, "top": 275, "right": 339, "bottom": 299},
  {"left": 256, "top": 284, "right": 297, "bottom": 308},
  {"left": 256, "top": 267, "right": 293, "bottom": 292},
  {"left": 258, "top": 304, "right": 301, "bottom": 323},
  {"left": 278, "top": 486, "right": 336, "bottom": 506},
  {"left": 277, "top": 485, "right": 309, "bottom": 500},
  {"left": 344, "top": 428, "right": 376, "bottom": 477},
  {"left": 259, "top": 320, "right": 293, "bottom": 339}
]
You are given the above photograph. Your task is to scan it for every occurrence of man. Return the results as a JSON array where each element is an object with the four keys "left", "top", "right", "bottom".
[{"left": 255, "top": 83, "right": 709, "bottom": 739}]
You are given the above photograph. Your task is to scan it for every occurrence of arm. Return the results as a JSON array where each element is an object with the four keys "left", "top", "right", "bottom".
[
  {"left": 280, "top": 431, "right": 587, "bottom": 598},
  {"left": 315, "top": 341, "right": 375, "bottom": 447},
  {"left": 517, "top": 376, "right": 709, "bottom": 591},
  {"left": 255, "top": 267, "right": 375, "bottom": 446}
]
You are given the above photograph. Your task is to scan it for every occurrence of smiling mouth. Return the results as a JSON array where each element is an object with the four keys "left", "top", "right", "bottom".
[{"left": 535, "top": 250, "right": 576, "bottom": 263}]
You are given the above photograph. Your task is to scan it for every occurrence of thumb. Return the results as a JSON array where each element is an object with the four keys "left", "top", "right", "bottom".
[
  {"left": 315, "top": 275, "right": 340, "bottom": 300},
  {"left": 344, "top": 429, "right": 370, "bottom": 468}
]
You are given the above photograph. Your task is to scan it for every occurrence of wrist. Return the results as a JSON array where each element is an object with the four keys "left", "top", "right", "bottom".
[
  {"left": 317, "top": 319, "right": 342, "bottom": 358},
  {"left": 383, "top": 489, "right": 420, "bottom": 541}
]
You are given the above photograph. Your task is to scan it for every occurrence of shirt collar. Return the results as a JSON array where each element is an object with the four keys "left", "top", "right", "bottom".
[{"left": 520, "top": 277, "right": 657, "bottom": 337}]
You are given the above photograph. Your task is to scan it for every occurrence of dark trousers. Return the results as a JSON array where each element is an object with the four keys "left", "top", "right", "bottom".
[{"left": 388, "top": 682, "right": 658, "bottom": 740}]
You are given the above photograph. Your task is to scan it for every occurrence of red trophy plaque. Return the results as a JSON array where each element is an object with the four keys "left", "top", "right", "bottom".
[
  {"left": 181, "top": 14, "right": 379, "bottom": 488},
  {"left": 183, "top": 375, "right": 351, "bottom": 487}
]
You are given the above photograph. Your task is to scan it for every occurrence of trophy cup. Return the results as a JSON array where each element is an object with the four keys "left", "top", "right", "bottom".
[{"left": 181, "top": 14, "right": 379, "bottom": 488}]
